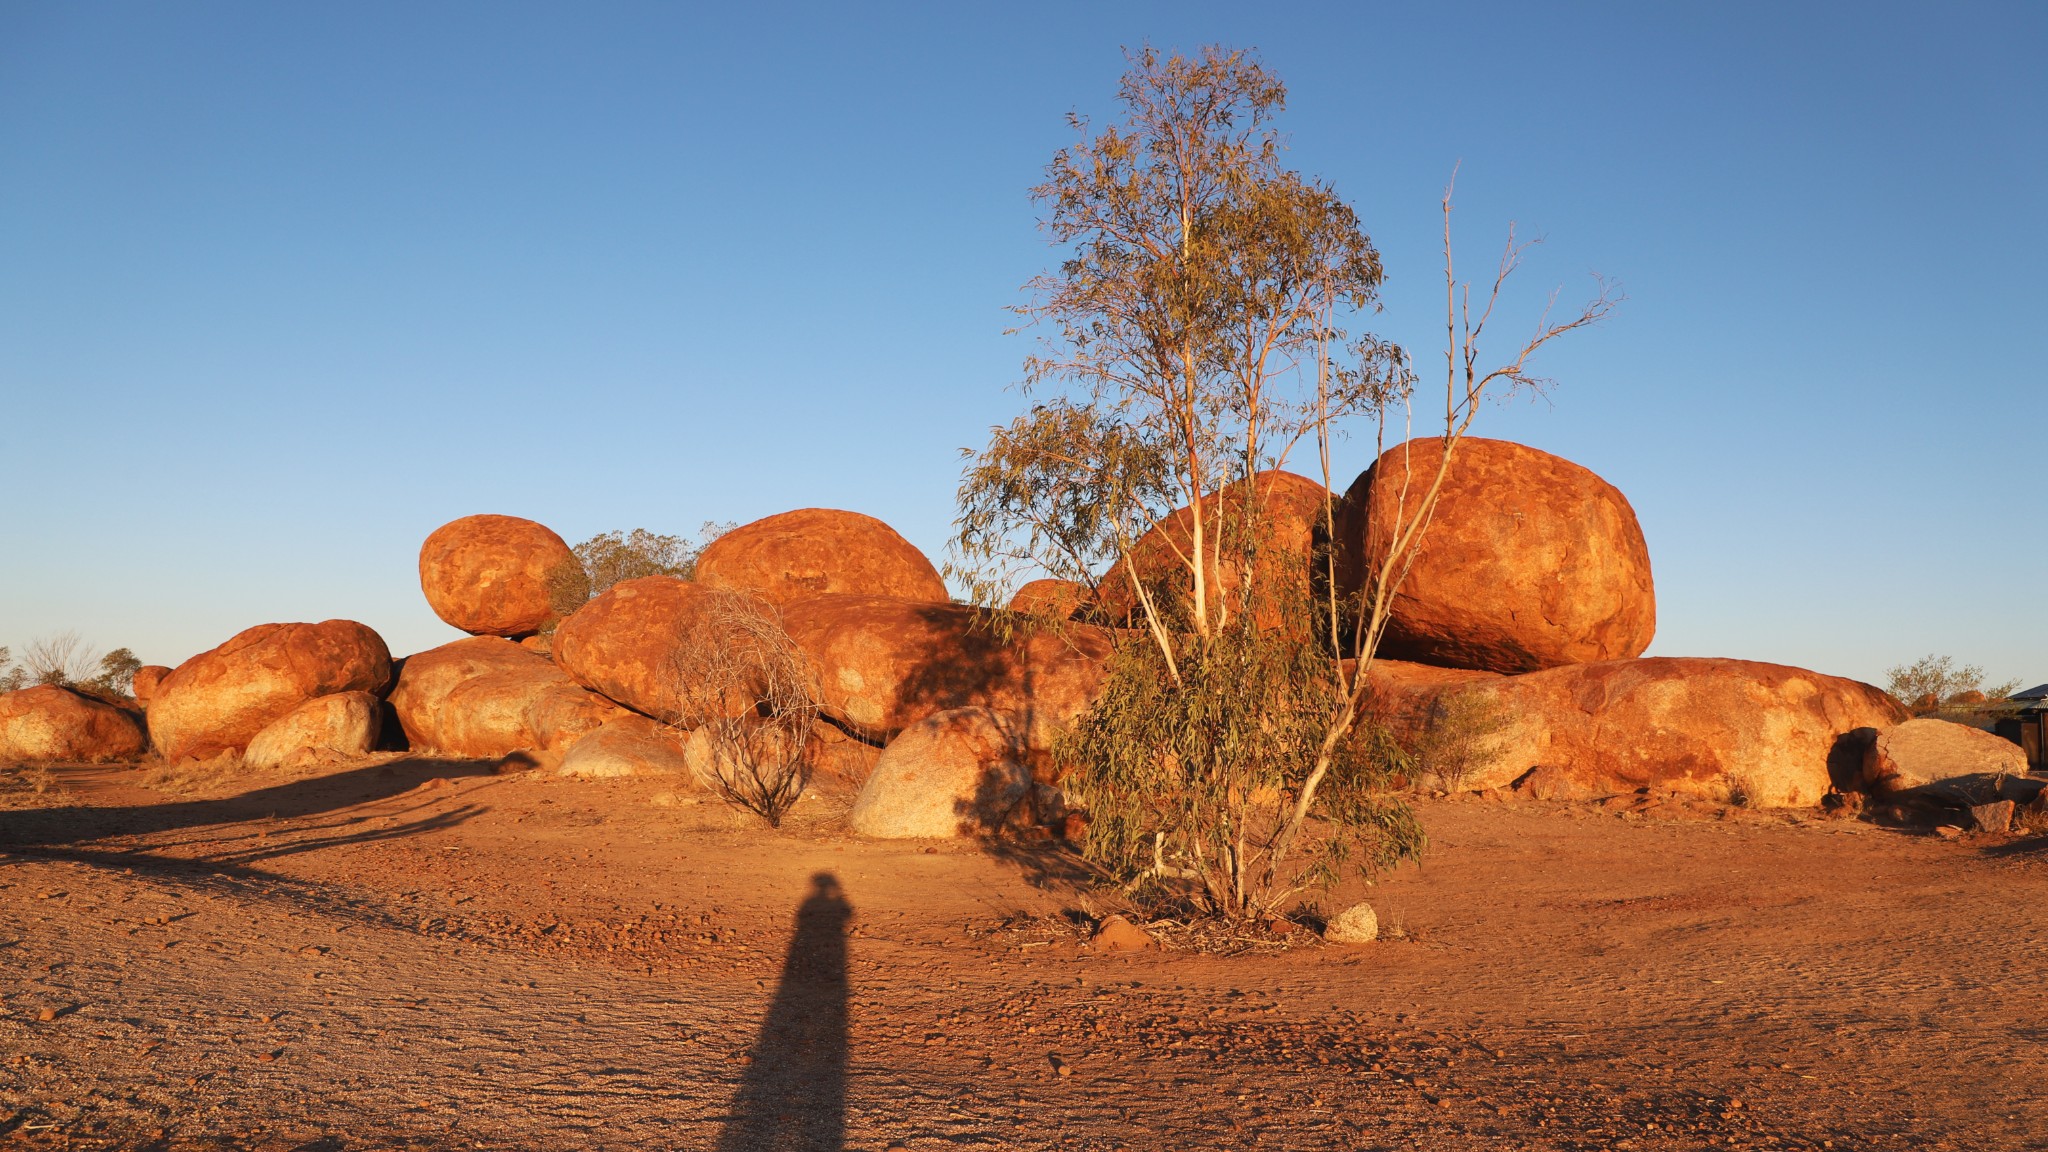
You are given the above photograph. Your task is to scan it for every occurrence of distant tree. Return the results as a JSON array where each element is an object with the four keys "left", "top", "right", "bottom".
[
  {"left": 545, "top": 522, "right": 737, "bottom": 626},
  {"left": 0, "top": 647, "right": 21, "bottom": 693},
  {"left": 87, "top": 648, "right": 143, "bottom": 697},
  {"left": 19, "top": 631, "right": 101, "bottom": 688},
  {"left": 1885, "top": 654, "right": 2019, "bottom": 714}
]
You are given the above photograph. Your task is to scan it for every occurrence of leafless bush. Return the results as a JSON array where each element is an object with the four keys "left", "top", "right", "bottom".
[
  {"left": 19, "top": 631, "right": 102, "bottom": 688},
  {"left": 667, "top": 588, "right": 820, "bottom": 826}
]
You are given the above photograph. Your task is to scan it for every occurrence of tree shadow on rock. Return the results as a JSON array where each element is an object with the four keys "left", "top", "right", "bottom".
[{"left": 716, "top": 872, "right": 852, "bottom": 1152}]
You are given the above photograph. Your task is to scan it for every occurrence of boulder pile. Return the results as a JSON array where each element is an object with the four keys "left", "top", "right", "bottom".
[{"left": 14, "top": 434, "right": 2007, "bottom": 836}]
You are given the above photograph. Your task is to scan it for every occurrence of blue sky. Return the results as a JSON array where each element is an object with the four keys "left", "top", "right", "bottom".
[{"left": 1, "top": 2, "right": 2041, "bottom": 687}]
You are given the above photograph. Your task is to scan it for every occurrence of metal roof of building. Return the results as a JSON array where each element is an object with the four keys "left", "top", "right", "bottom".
[{"left": 2014, "top": 683, "right": 2048, "bottom": 701}]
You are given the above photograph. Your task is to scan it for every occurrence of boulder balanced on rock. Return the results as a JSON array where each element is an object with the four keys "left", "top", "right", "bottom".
[
  {"left": 695, "top": 508, "right": 948, "bottom": 607},
  {"left": 148, "top": 621, "right": 392, "bottom": 762},
  {"left": 0, "top": 685, "right": 147, "bottom": 764},
  {"left": 1332, "top": 437, "right": 1655, "bottom": 673},
  {"left": 418, "top": 514, "right": 577, "bottom": 637}
]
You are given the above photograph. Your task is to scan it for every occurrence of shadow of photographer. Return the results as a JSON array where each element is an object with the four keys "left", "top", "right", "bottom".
[{"left": 716, "top": 872, "right": 852, "bottom": 1152}]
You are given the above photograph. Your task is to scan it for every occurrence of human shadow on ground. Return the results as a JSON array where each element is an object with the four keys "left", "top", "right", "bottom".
[
  {"left": 0, "top": 756, "right": 498, "bottom": 866},
  {"left": 716, "top": 872, "right": 852, "bottom": 1152}
]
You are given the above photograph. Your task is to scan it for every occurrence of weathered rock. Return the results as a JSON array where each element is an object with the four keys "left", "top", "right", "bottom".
[
  {"left": 389, "top": 637, "right": 626, "bottom": 763},
  {"left": 130, "top": 666, "right": 172, "bottom": 706},
  {"left": 1324, "top": 903, "right": 1379, "bottom": 944},
  {"left": 849, "top": 708, "right": 1031, "bottom": 838},
  {"left": 241, "top": 691, "right": 381, "bottom": 772},
  {"left": 148, "top": 621, "right": 392, "bottom": 762},
  {"left": 1008, "top": 578, "right": 1093, "bottom": 620},
  {"left": 517, "top": 634, "right": 552, "bottom": 657},
  {"left": 1332, "top": 438, "right": 1655, "bottom": 672},
  {"left": 557, "top": 713, "right": 694, "bottom": 779},
  {"left": 695, "top": 508, "right": 947, "bottom": 607},
  {"left": 1970, "top": 799, "right": 2015, "bottom": 834},
  {"left": 1089, "top": 914, "right": 1156, "bottom": 952},
  {"left": 780, "top": 594, "right": 1115, "bottom": 775},
  {"left": 0, "top": 686, "right": 147, "bottom": 763},
  {"left": 418, "top": 514, "right": 576, "bottom": 637},
  {"left": 1095, "top": 471, "right": 1329, "bottom": 632},
  {"left": 1370, "top": 657, "right": 1904, "bottom": 808},
  {"left": 551, "top": 576, "right": 760, "bottom": 722},
  {"left": 1863, "top": 717, "right": 2029, "bottom": 800}
]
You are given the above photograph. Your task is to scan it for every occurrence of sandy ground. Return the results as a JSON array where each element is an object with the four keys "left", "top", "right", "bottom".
[{"left": 1, "top": 756, "right": 2045, "bottom": 1152}]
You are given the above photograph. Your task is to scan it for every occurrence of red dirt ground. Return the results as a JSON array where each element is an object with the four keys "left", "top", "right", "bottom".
[{"left": 2, "top": 757, "right": 2044, "bottom": 1151}]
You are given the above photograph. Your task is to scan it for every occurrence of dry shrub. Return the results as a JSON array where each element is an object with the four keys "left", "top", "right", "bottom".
[
  {"left": 135, "top": 752, "right": 248, "bottom": 798},
  {"left": 667, "top": 588, "right": 820, "bottom": 827},
  {"left": 1400, "top": 688, "right": 1510, "bottom": 792},
  {"left": 0, "top": 764, "right": 58, "bottom": 809}
]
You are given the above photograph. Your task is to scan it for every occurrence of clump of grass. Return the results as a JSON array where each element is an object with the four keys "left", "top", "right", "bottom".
[
  {"left": 135, "top": 751, "right": 246, "bottom": 797},
  {"left": 0, "top": 763, "right": 59, "bottom": 809}
]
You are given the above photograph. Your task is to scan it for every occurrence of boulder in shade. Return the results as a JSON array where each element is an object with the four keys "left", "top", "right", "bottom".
[
  {"left": 848, "top": 708, "right": 1032, "bottom": 838},
  {"left": 0, "top": 686, "right": 147, "bottom": 764},
  {"left": 694, "top": 508, "right": 948, "bottom": 607},
  {"left": 1095, "top": 470, "right": 1329, "bottom": 633},
  {"left": 1331, "top": 437, "right": 1655, "bottom": 673},
  {"left": 148, "top": 621, "right": 392, "bottom": 762},
  {"left": 241, "top": 691, "right": 381, "bottom": 772},
  {"left": 780, "top": 594, "right": 1114, "bottom": 776},
  {"left": 418, "top": 514, "right": 576, "bottom": 637},
  {"left": 1863, "top": 718, "right": 2029, "bottom": 800}
]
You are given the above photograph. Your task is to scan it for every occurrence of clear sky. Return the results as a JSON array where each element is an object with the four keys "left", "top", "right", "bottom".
[{"left": 2, "top": 2, "right": 2041, "bottom": 688}]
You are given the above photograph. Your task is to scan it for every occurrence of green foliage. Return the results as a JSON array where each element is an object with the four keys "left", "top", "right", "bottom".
[
  {"left": 88, "top": 648, "right": 143, "bottom": 697},
  {"left": 1063, "top": 611, "right": 1423, "bottom": 919},
  {"left": 545, "top": 522, "right": 736, "bottom": 626},
  {"left": 1397, "top": 688, "right": 1511, "bottom": 792},
  {"left": 1884, "top": 654, "right": 2018, "bottom": 714},
  {"left": 0, "top": 648, "right": 21, "bottom": 693}
]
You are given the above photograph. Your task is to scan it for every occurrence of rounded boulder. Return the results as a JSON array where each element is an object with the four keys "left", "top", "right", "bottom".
[
  {"left": 1331, "top": 437, "right": 1655, "bottom": 673},
  {"left": 130, "top": 665, "right": 172, "bottom": 706},
  {"left": 1372, "top": 657, "right": 1906, "bottom": 807},
  {"left": 779, "top": 594, "right": 1115, "bottom": 776},
  {"left": 242, "top": 691, "right": 381, "bottom": 772},
  {"left": 1095, "top": 470, "right": 1329, "bottom": 632},
  {"left": 1863, "top": 718, "right": 2028, "bottom": 800},
  {"left": 418, "top": 514, "right": 576, "bottom": 637},
  {"left": 557, "top": 714, "right": 695, "bottom": 779},
  {"left": 552, "top": 576, "right": 759, "bottom": 723},
  {"left": 0, "top": 686, "right": 147, "bottom": 763},
  {"left": 694, "top": 508, "right": 947, "bottom": 607},
  {"left": 148, "top": 621, "right": 392, "bottom": 762},
  {"left": 390, "top": 636, "right": 626, "bottom": 763},
  {"left": 1008, "top": 578, "right": 1093, "bottom": 621},
  {"left": 849, "top": 708, "right": 1032, "bottom": 838}
]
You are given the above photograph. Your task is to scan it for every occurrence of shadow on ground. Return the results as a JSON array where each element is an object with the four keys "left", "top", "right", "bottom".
[{"left": 716, "top": 872, "right": 851, "bottom": 1152}]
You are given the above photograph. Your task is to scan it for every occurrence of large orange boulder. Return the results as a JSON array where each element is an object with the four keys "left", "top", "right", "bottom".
[
  {"left": 130, "top": 665, "right": 172, "bottom": 705},
  {"left": 1370, "top": 657, "right": 1905, "bottom": 807},
  {"left": 1331, "top": 438, "right": 1655, "bottom": 673},
  {"left": 0, "top": 686, "right": 147, "bottom": 763},
  {"left": 389, "top": 637, "right": 626, "bottom": 762},
  {"left": 1863, "top": 718, "right": 2028, "bottom": 799},
  {"left": 241, "top": 691, "right": 381, "bottom": 772},
  {"left": 551, "top": 576, "right": 738, "bottom": 722},
  {"left": 418, "top": 514, "right": 576, "bottom": 637},
  {"left": 1095, "top": 471, "right": 1329, "bottom": 631},
  {"left": 780, "top": 594, "right": 1114, "bottom": 775},
  {"left": 694, "top": 508, "right": 948, "bottom": 607},
  {"left": 148, "top": 621, "right": 392, "bottom": 762}
]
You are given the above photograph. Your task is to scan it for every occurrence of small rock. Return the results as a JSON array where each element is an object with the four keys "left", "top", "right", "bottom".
[
  {"left": 34, "top": 1007, "right": 57, "bottom": 1022},
  {"left": 1089, "top": 914, "right": 1155, "bottom": 952},
  {"left": 1933, "top": 824, "right": 1964, "bottom": 840},
  {"left": 1970, "top": 800, "right": 2015, "bottom": 834},
  {"left": 1268, "top": 918, "right": 1297, "bottom": 936},
  {"left": 1324, "top": 902, "right": 1379, "bottom": 944}
]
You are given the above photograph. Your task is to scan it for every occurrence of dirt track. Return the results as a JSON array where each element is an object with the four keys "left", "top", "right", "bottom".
[{"left": 2, "top": 759, "right": 2045, "bottom": 1151}]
